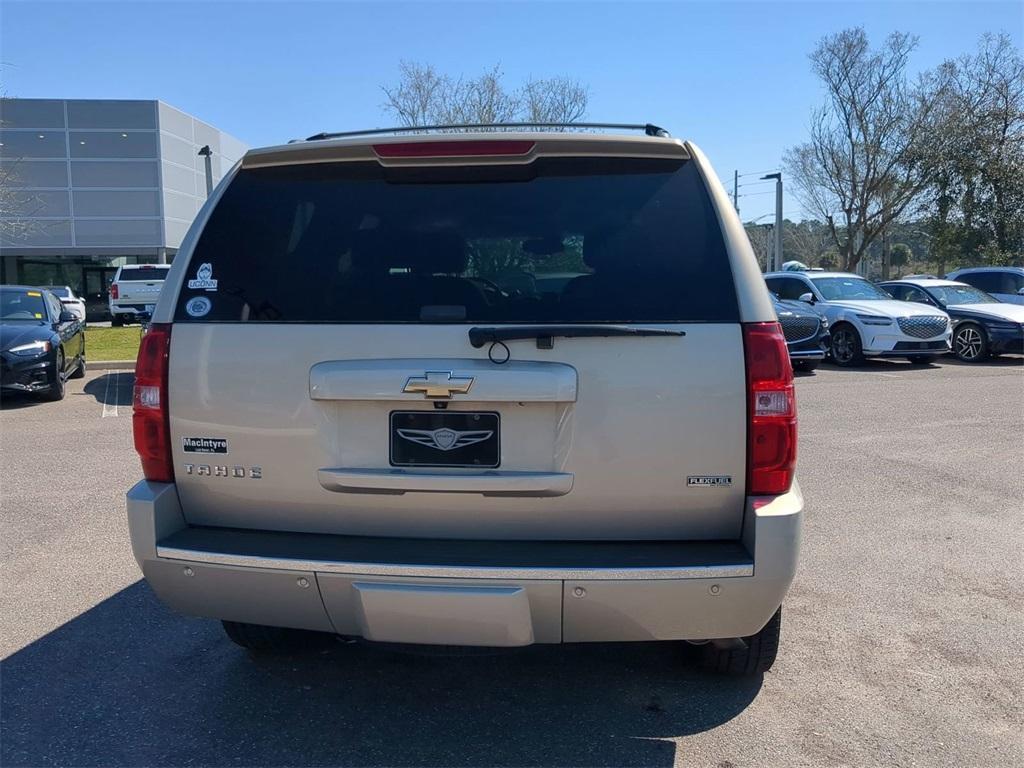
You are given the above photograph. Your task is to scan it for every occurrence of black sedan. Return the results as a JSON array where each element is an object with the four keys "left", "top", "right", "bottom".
[
  {"left": 880, "top": 279, "right": 1024, "bottom": 362},
  {"left": 771, "top": 292, "right": 831, "bottom": 371},
  {"left": 1, "top": 286, "right": 86, "bottom": 401}
]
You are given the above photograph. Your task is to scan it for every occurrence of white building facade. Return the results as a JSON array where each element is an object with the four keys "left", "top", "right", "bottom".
[{"left": 0, "top": 98, "right": 246, "bottom": 317}]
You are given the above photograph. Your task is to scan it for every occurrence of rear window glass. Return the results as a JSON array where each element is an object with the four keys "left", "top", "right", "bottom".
[
  {"left": 174, "top": 157, "right": 737, "bottom": 324},
  {"left": 117, "top": 266, "right": 168, "bottom": 282}
]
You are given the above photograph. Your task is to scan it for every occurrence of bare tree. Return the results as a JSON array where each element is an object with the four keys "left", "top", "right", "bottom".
[
  {"left": 0, "top": 163, "right": 45, "bottom": 243},
  {"left": 784, "top": 29, "right": 946, "bottom": 272},
  {"left": 379, "top": 62, "right": 447, "bottom": 128},
  {"left": 0, "top": 91, "right": 46, "bottom": 245},
  {"left": 519, "top": 76, "right": 588, "bottom": 124},
  {"left": 382, "top": 62, "right": 588, "bottom": 128}
]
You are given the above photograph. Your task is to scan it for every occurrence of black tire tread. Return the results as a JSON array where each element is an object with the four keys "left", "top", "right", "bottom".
[
  {"left": 953, "top": 322, "right": 989, "bottom": 363},
  {"left": 40, "top": 351, "right": 66, "bottom": 401},
  {"left": 699, "top": 606, "right": 782, "bottom": 676},
  {"left": 830, "top": 323, "right": 864, "bottom": 367}
]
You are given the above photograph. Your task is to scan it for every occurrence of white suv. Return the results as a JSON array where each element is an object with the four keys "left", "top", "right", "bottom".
[{"left": 765, "top": 271, "right": 951, "bottom": 366}]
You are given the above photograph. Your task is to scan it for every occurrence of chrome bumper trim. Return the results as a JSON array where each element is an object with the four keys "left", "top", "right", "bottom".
[
  {"left": 787, "top": 349, "right": 826, "bottom": 359},
  {"left": 155, "top": 545, "right": 754, "bottom": 581}
]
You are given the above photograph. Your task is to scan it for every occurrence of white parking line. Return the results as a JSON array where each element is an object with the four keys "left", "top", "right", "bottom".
[{"left": 101, "top": 370, "right": 120, "bottom": 418}]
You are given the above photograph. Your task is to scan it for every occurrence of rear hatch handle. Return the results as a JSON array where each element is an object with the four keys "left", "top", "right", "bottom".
[{"left": 468, "top": 325, "right": 685, "bottom": 350}]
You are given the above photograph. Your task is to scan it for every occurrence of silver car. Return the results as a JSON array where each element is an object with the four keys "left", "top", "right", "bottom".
[{"left": 127, "top": 123, "right": 802, "bottom": 675}]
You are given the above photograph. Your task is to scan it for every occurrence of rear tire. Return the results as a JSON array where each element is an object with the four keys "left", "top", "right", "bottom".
[
  {"left": 830, "top": 324, "right": 864, "bottom": 367},
  {"left": 698, "top": 607, "right": 782, "bottom": 676},
  {"left": 70, "top": 356, "right": 86, "bottom": 379},
  {"left": 111, "top": 315, "right": 124, "bottom": 327},
  {"left": 221, "top": 621, "right": 335, "bottom": 654}
]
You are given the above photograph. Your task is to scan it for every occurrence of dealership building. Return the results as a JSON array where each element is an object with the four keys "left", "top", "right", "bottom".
[{"left": 0, "top": 98, "right": 246, "bottom": 318}]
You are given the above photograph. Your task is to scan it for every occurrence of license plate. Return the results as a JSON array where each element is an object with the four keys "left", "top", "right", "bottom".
[
  {"left": 390, "top": 411, "right": 500, "bottom": 468},
  {"left": 145, "top": 304, "right": 156, "bottom": 313}
]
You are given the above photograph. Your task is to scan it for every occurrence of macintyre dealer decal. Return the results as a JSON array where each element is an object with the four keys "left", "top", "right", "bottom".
[
  {"left": 687, "top": 475, "right": 733, "bottom": 487},
  {"left": 182, "top": 437, "right": 229, "bottom": 455}
]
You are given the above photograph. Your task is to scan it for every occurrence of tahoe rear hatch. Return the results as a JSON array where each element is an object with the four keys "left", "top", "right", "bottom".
[{"left": 164, "top": 138, "right": 750, "bottom": 540}]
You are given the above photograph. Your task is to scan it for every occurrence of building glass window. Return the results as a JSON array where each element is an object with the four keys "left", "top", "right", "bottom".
[
  {"left": 66, "top": 100, "right": 156, "bottom": 130},
  {"left": 0, "top": 160, "right": 69, "bottom": 188},
  {"left": 70, "top": 161, "right": 159, "bottom": 188},
  {"left": 72, "top": 190, "right": 160, "bottom": 217},
  {"left": 0, "top": 131, "right": 67, "bottom": 159},
  {"left": 70, "top": 131, "right": 158, "bottom": 159},
  {"left": 0, "top": 99, "right": 66, "bottom": 129}
]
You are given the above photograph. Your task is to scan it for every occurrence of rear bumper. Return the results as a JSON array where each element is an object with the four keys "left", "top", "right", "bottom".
[
  {"left": 126, "top": 481, "right": 803, "bottom": 645},
  {"left": 110, "top": 304, "right": 151, "bottom": 316}
]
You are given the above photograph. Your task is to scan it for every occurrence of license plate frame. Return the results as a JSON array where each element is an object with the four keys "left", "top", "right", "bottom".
[{"left": 390, "top": 411, "right": 500, "bottom": 469}]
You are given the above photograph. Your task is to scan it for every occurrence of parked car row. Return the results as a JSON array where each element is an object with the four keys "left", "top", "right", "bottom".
[
  {"left": 767, "top": 266, "right": 1024, "bottom": 367},
  {"left": 1, "top": 285, "right": 87, "bottom": 401}
]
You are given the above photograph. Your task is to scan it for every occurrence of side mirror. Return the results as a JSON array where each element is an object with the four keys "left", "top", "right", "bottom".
[
  {"left": 798, "top": 292, "right": 815, "bottom": 304},
  {"left": 58, "top": 310, "right": 76, "bottom": 323}
]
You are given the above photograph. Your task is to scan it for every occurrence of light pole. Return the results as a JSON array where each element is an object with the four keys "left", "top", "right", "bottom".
[
  {"left": 761, "top": 173, "right": 783, "bottom": 271},
  {"left": 198, "top": 145, "right": 213, "bottom": 197}
]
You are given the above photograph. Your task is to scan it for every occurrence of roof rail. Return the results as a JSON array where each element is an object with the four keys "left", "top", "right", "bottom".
[{"left": 299, "top": 122, "right": 671, "bottom": 143}]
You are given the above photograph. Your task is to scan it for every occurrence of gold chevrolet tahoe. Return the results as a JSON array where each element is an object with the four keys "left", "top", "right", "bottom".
[{"left": 127, "top": 123, "right": 801, "bottom": 675}]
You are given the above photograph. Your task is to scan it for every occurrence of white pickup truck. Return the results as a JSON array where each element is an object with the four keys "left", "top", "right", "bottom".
[{"left": 109, "top": 265, "right": 170, "bottom": 326}]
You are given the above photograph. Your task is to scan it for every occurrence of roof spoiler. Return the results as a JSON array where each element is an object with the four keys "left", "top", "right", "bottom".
[{"left": 295, "top": 122, "right": 671, "bottom": 143}]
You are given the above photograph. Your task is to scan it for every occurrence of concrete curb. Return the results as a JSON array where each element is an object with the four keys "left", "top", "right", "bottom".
[{"left": 94, "top": 360, "right": 136, "bottom": 371}]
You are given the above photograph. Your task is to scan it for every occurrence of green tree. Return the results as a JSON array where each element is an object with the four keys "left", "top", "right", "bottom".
[
  {"left": 890, "top": 243, "right": 912, "bottom": 276},
  {"left": 927, "top": 34, "right": 1024, "bottom": 264}
]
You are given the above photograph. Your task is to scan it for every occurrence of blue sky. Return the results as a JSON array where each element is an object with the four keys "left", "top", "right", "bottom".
[{"left": 2, "top": 1, "right": 1021, "bottom": 221}]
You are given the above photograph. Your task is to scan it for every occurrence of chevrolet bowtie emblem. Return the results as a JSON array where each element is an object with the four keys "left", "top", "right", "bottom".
[{"left": 403, "top": 371, "right": 475, "bottom": 399}]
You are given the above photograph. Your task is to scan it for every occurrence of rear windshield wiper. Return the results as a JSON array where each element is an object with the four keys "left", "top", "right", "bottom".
[{"left": 469, "top": 325, "right": 685, "bottom": 350}]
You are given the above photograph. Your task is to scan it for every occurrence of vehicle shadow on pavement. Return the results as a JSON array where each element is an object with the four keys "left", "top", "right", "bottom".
[
  {"left": 1, "top": 582, "right": 762, "bottom": 767},
  {"left": 819, "top": 354, "right": 1023, "bottom": 373},
  {"left": 0, "top": 393, "right": 43, "bottom": 411},
  {"left": 939, "top": 354, "right": 1024, "bottom": 367},
  {"left": 83, "top": 371, "right": 134, "bottom": 407}
]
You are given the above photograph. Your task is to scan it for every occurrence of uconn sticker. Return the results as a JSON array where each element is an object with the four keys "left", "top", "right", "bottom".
[
  {"left": 687, "top": 475, "right": 733, "bottom": 487},
  {"left": 187, "top": 262, "right": 218, "bottom": 291},
  {"left": 185, "top": 296, "right": 212, "bottom": 318},
  {"left": 182, "top": 437, "right": 229, "bottom": 455}
]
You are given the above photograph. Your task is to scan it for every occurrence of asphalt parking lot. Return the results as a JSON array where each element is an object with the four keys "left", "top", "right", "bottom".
[{"left": 1, "top": 358, "right": 1022, "bottom": 767}]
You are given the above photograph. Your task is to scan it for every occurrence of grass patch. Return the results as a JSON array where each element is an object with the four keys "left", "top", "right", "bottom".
[{"left": 86, "top": 326, "right": 142, "bottom": 362}]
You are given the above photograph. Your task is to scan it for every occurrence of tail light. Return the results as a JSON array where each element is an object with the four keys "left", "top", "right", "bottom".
[
  {"left": 110, "top": 283, "right": 119, "bottom": 299},
  {"left": 133, "top": 323, "right": 173, "bottom": 482},
  {"left": 743, "top": 322, "right": 797, "bottom": 496}
]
